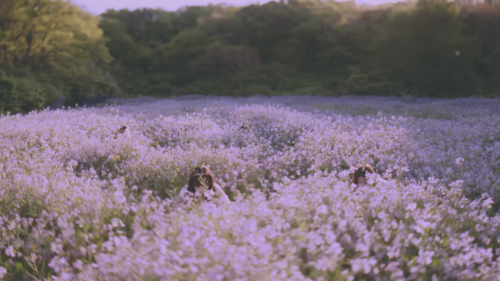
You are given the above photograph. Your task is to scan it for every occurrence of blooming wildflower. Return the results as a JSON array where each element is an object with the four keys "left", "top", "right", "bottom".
[
  {"left": 455, "top": 157, "right": 465, "bottom": 165},
  {"left": 0, "top": 267, "right": 6, "bottom": 279},
  {"left": 1, "top": 96, "right": 500, "bottom": 281},
  {"left": 5, "top": 245, "right": 16, "bottom": 258},
  {"left": 73, "top": 260, "right": 83, "bottom": 270},
  {"left": 406, "top": 203, "right": 417, "bottom": 212}
]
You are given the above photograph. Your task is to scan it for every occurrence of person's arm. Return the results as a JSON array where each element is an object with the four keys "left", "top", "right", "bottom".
[{"left": 213, "top": 183, "right": 230, "bottom": 203}]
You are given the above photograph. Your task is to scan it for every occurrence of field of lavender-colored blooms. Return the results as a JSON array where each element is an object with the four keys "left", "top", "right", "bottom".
[{"left": 1, "top": 96, "right": 500, "bottom": 281}]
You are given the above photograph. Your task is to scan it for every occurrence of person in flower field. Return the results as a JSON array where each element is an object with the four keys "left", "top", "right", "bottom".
[
  {"left": 239, "top": 125, "right": 250, "bottom": 132},
  {"left": 352, "top": 164, "right": 376, "bottom": 185},
  {"left": 175, "top": 166, "right": 230, "bottom": 205}
]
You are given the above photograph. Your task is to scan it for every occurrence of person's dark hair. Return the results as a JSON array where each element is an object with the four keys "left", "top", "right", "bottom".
[
  {"left": 187, "top": 166, "right": 214, "bottom": 193},
  {"left": 353, "top": 164, "right": 376, "bottom": 184}
]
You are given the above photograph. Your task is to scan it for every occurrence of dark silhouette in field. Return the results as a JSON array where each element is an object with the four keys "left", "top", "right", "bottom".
[
  {"left": 49, "top": 95, "right": 113, "bottom": 110},
  {"left": 353, "top": 164, "right": 376, "bottom": 185},
  {"left": 49, "top": 97, "right": 64, "bottom": 110},
  {"left": 117, "top": 125, "right": 128, "bottom": 134},
  {"left": 239, "top": 125, "right": 251, "bottom": 132},
  {"left": 175, "top": 166, "right": 230, "bottom": 204},
  {"left": 114, "top": 125, "right": 129, "bottom": 139},
  {"left": 187, "top": 166, "right": 215, "bottom": 194},
  {"left": 82, "top": 95, "right": 113, "bottom": 107}
]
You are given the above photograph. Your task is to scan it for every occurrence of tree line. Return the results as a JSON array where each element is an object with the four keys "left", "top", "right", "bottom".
[{"left": 1, "top": 0, "right": 499, "bottom": 113}]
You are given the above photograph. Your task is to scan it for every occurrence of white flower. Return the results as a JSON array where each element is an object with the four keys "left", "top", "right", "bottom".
[
  {"left": 5, "top": 245, "right": 15, "bottom": 258},
  {"left": 73, "top": 260, "right": 83, "bottom": 270},
  {"left": 406, "top": 203, "right": 417, "bottom": 212}
]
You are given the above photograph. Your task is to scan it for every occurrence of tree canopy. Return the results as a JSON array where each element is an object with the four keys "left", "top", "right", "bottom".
[
  {"left": 0, "top": 0, "right": 117, "bottom": 113},
  {"left": 1, "top": 0, "right": 500, "bottom": 113}
]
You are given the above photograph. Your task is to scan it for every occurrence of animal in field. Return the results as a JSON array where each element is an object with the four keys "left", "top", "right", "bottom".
[
  {"left": 239, "top": 125, "right": 250, "bottom": 132},
  {"left": 114, "top": 125, "right": 129, "bottom": 138},
  {"left": 117, "top": 125, "right": 128, "bottom": 134}
]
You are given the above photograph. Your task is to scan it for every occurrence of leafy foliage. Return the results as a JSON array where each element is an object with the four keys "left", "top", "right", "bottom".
[
  {"left": 0, "top": 0, "right": 118, "bottom": 113},
  {"left": 1, "top": 0, "right": 500, "bottom": 112},
  {"left": 98, "top": 0, "right": 500, "bottom": 99}
]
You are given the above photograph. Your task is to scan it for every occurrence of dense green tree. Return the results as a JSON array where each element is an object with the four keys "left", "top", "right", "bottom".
[
  {"left": 98, "top": 0, "right": 500, "bottom": 98},
  {"left": 0, "top": 0, "right": 117, "bottom": 112},
  {"left": 370, "top": 0, "right": 481, "bottom": 97},
  {"left": 2, "top": 0, "right": 500, "bottom": 113},
  {"left": 460, "top": 3, "right": 500, "bottom": 95}
]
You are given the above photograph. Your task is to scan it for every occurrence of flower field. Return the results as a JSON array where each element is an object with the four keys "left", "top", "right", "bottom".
[{"left": 1, "top": 96, "right": 500, "bottom": 280}]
